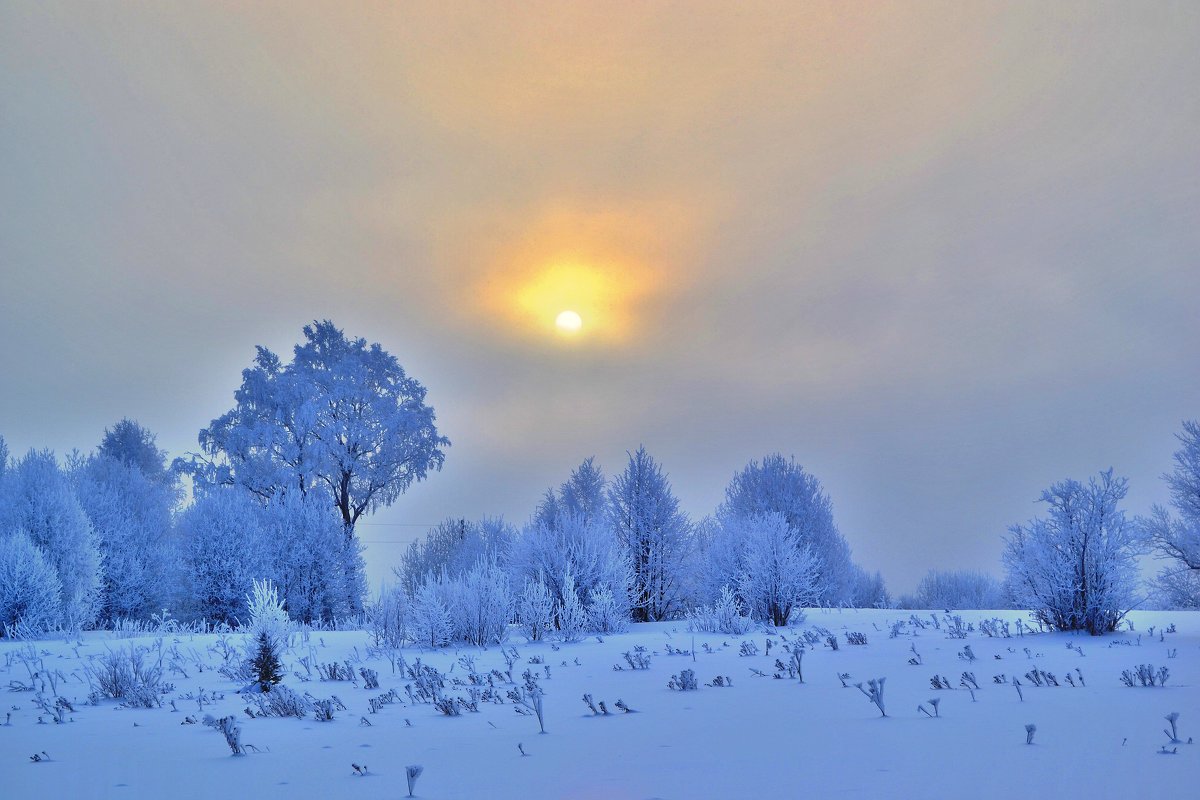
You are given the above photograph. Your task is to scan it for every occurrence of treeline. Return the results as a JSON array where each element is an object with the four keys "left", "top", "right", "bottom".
[
  {"left": 378, "top": 450, "right": 889, "bottom": 648},
  {"left": 0, "top": 421, "right": 362, "bottom": 637},
  {"left": 2, "top": 321, "right": 1196, "bottom": 640}
]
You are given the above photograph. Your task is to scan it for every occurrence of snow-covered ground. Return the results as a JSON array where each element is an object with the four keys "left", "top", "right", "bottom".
[{"left": 3, "top": 609, "right": 1197, "bottom": 799}]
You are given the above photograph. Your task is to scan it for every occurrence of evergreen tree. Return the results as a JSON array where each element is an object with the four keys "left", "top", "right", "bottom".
[{"left": 250, "top": 631, "right": 284, "bottom": 692}]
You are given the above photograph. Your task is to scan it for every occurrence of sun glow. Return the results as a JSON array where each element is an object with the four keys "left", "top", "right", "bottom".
[
  {"left": 473, "top": 202, "right": 702, "bottom": 345},
  {"left": 555, "top": 309, "right": 583, "bottom": 332},
  {"left": 511, "top": 261, "right": 625, "bottom": 338}
]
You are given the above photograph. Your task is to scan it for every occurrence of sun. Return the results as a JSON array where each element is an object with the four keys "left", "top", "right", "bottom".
[{"left": 555, "top": 309, "right": 583, "bottom": 333}]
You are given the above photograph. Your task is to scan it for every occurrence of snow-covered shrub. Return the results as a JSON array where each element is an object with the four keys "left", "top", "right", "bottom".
[
  {"left": 556, "top": 570, "right": 588, "bottom": 643},
  {"left": 1119, "top": 664, "right": 1169, "bottom": 687},
  {"left": 449, "top": 559, "right": 512, "bottom": 646},
  {"left": 686, "top": 585, "right": 753, "bottom": 635},
  {"left": 410, "top": 579, "right": 452, "bottom": 648},
  {"left": 203, "top": 714, "right": 245, "bottom": 754},
  {"left": 86, "top": 645, "right": 165, "bottom": 707},
  {"left": 668, "top": 669, "right": 698, "bottom": 691},
  {"left": 316, "top": 661, "right": 355, "bottom": 681},
  {"left": 312, "top": 698, "right": 337, "bottom": 721},
  {"left": 246, "top": 684, "right": 309, "bottom": 718},
  {"left": 367, "top": 583, "right": 409, "bottom": 648},
  {"left": 620, "top": 647, "right": 652, "bottom": 670},
  {"left": 1004, "top": 470, "right": 1142, "bottom": 635},
  {"left": 516, "top": 577, "right": 555, "bottom": 642},
  {"left": 507, "top": 672, "right": 546, "bottom": 734},
  {"left": 587, "top": 585, "right": 629, "bottom": 634},
  {"left": 0, "top": 531, "right": 63, "bottom": 638}
]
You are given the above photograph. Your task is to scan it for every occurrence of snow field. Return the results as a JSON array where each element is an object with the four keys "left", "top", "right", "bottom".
[{"left": 2, "top": 609, "right": 1197, "bottom": 799}]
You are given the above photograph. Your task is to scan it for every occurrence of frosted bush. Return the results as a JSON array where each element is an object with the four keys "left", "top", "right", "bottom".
[
  {"left": 410, "top": 578, "right": 452, "bottom": 648},
  {"left": 668, "top": 668, "right": 698, "bottom": 691},
  {"left": 85, "top": 645, "right": 165, "bottom": 707},
  {"left": 516, "top": 577, "right": 555, "bottom": 642},
  {"left": 556, "top": 571, "right": 589, "bottom": 643},
  {"left": 366, "top": 584, "right": 408, "bottom": 649},
  {"left": 587, "top": 585, "right": 629, "bottom": 634},
  {"left": 203, "top": 714, "right": 245, "bottom": 755},
  {"left": 449, "top": 559, "right": 512, "bottom": 646},
  {"left": 687, "top": 586, "right": 752, "bottom": 635},
  {"left": 246, "top": 684, "right": 309, "bottom": 718}
]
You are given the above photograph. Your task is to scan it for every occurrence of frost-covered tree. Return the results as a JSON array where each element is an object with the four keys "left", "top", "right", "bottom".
[
  {"left": 0, "top": 450, "right": 102, "bottom": 630},
  {"left": 366, "top": 583, "right": 409, "bottom": 648},
  {"left": 261, "top": 491, "right": 361, "bottom": 623},
  {"left": 1140, "top": 421, "right": 1200, "bottom": 607},
  {"left": 0, "top": 531, "right": 63, "bottom": 637},
  {"left": 534, "top": 457, "right": 608, "bottom": 529},
  {"left": 556, "top": 570, "right": 588, "bottom": 642},
  {"left": 182, "top": 321, "right": 449, "bottom": 611},
  {"left": 245, "top": 578, "right": 291, "bottom": 652},
  {"left": 509, "top": 512, "right": 631, "bottom": 623},
  {"left": 720, "top": 454, "right": 855, "bottom": 605},
  {"left": 396, "top": 517, "right": 514, "bottom": 594},
  {"left": 515, "top": 576, "right": 555, "bottom": 642},
  {"left": 177, "top": 488, "right": 271, "bottom": 625},
  {"left": 586, "top": 585, "right": 629, "bottom": 634},
  {"left": 98, "top": 419, "right": 170, "bottom": 485},
  {"left": 848, "top": 565, "right": 892, "bottom": 609},
  {"left": 910, "top": 569, "right": 1004, "bottom": 610},
  {"left": 608, "top": 447, "right": 693, "bottom": 622},
  {"left": 409, "top": 578, "right": 452, "bottom": 648},
  {"left": 1003, "top": 470, "right": 1143, "bottom": 635},
  {"left": 735, "top": 513, "right": 820, "bottom": 626},
  {"left": 444, "top": 559, "right": 512, "bottom": 646},
  {"left": 1152, "top": 568, "right": 1200, "bottom": 610},
  {"left": 71, "top": 437, "right": 179, "bottom": 621},
  {"left": 0, "top": 435, "right": 8, "bottom": 479}
]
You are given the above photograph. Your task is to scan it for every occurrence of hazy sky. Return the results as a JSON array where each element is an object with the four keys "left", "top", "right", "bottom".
[{"left": 2, "top": 1, "right": 1198, "bottom": 593}]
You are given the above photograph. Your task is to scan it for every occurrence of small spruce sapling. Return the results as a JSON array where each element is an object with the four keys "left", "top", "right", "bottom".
[{"left": 250, "top": 632, "right": 284, "bottom": 693}]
